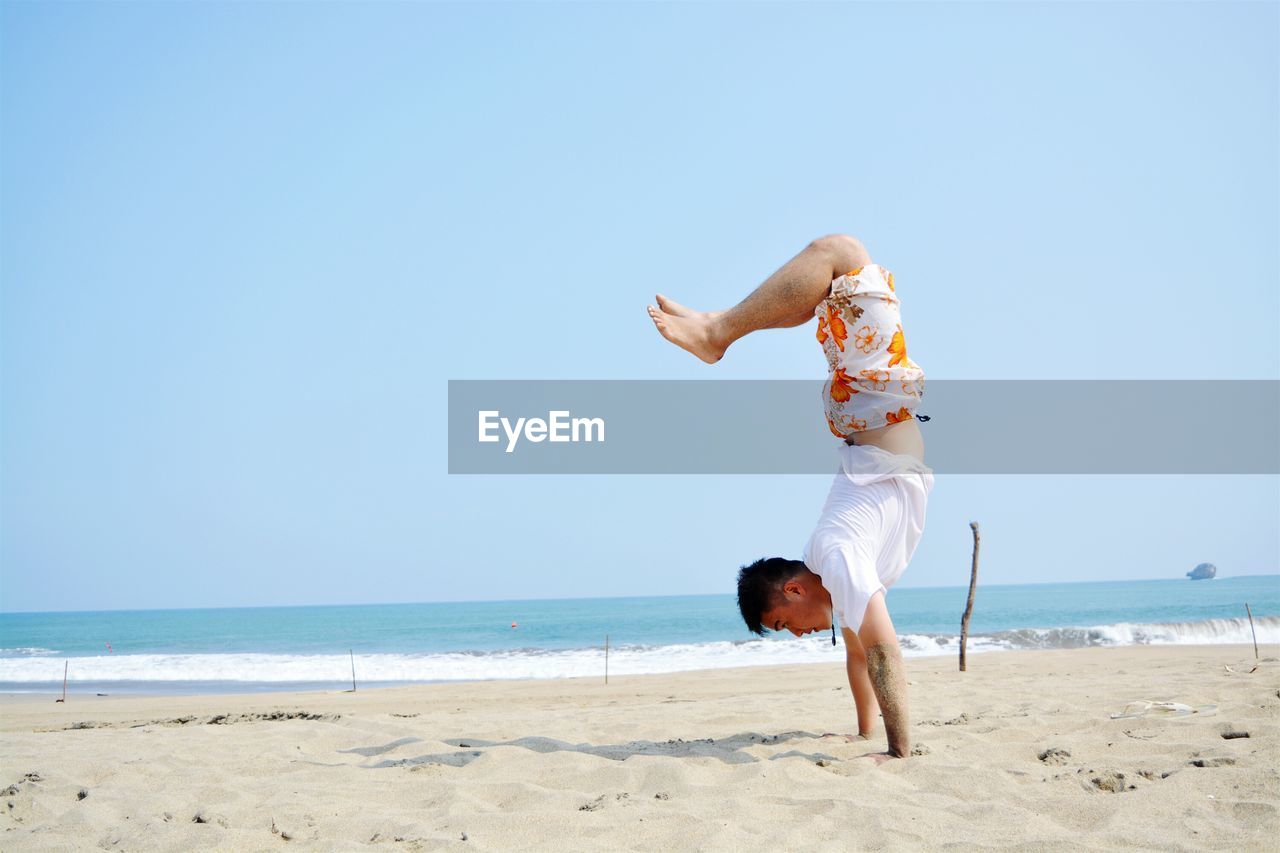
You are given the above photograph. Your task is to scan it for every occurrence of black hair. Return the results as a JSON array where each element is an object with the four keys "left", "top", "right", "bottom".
[{"left": 736, "top": 557, "right": 807, "bottom": 636}]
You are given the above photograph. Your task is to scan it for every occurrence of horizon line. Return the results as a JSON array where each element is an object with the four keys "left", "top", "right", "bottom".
[{"left": 2, "top": 573, "right": 1277, "bottom": 617}]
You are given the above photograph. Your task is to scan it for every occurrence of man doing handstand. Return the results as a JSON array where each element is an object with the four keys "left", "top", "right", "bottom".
[{"left": 647, "top": 234, "right": 934, "bottom": 760}]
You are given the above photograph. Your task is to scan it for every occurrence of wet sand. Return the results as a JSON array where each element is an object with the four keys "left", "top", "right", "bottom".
[{"left": 1, "top": 644, "right": 1277, "bottom": 851}]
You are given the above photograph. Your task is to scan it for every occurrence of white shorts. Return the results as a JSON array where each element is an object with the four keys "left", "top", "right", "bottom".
[{"left": 802, "top": 443, "right": 934, "bottom": 633}]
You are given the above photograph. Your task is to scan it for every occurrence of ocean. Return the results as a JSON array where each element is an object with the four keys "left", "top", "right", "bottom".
[{"left": 1, "top": 576, "right": 1276, "bottom": 695}]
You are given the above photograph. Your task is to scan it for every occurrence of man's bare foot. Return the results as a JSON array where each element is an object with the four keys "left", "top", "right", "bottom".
[
  {"left": 654, "top": 294, "right": 720, "bottom": 320},
  {"left": 647, "top": 294, "right": 727, "bottom": 364}
]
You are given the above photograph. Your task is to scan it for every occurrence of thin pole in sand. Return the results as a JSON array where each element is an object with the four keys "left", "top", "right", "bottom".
[
  {"left": 959, "top": 521, "right": 981, "bottom": 672},
  {"left": 56, "top": 660, "right": 67, "bottom": 703},
  {"left": 1245, "top": 604, "right": 1258, "bottom": 659},
  {"left": 349, "top": 650, "right": 357, "bottom": 692},
  {"left": 604, "top": 634, "right": 609, "bottom": 685}
]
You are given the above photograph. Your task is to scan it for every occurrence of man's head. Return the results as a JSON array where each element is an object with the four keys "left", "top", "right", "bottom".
[{"left": 736, "top": 557, "right": 833, "bottom": 637}]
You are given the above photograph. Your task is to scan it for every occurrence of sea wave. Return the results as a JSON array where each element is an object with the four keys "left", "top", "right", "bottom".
[
  {"left": 0, "top": 616, "right": 1273, "bottom": 685},
  {"left": 900, "top": 615, "right": 1280, "bottom": 654}
]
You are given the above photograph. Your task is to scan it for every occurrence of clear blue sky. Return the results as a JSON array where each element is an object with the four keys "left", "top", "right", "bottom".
[{"left": 2, "top": 1, "right": 1277, "bottom": 612}]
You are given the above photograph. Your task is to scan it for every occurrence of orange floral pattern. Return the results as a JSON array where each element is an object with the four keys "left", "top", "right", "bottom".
[
  {"left": 815, "top": 264, "right": 925, "bottom": 439},
  {"left": 853, "top": 325, "right": 882, "bottom": 354},
  {"left": 857, "top": 369, "right": 890, "bottom": 392},
  {"left": 826, "top": 308, "right": 847, "bottom": 352},
  {"left": 817, "top": 304, "right": 849, "bottom": 351},
  {"left": 829, "top": 367, "right": 857, "bottom": 402},
  {"left": 886, "top": 325, "right": 909, "bottom": 368}
]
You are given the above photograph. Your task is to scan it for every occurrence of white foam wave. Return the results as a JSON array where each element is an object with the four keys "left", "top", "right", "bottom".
[
  {"left": 0, "top": 637, "right": 847, "bottom": 684},
  {"left": 1085, "top": 617, "right": 1278, "bottom": 646},
  {"left": 0, "top": 647, "right": 59, "bottom": 656},
  {"left": 0, "top": 616, "right": 1273, "bottom": 685},
  {"left": 900, "top": 616, "right": 1279, "bottom": 654}
]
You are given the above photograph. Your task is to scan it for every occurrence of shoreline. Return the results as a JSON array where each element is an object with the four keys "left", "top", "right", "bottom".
[
  {"left": 2, "top": 644, "right": 1275, "bottom": 850},
  {"left": 1, "top": 641, "right": 1277, "bottom": 702},
  {"left": 2, "top": 621, "right": 1277, "bottom": 700}
]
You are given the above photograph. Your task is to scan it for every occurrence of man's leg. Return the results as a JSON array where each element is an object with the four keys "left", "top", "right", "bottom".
[{"left": 647, "top": 234, "right": 873, "bottom": 363}]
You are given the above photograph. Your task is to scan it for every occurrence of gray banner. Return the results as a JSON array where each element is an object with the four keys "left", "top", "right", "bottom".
[{"left": 447, "top": 380, "right": 1279, "bottom": 474}]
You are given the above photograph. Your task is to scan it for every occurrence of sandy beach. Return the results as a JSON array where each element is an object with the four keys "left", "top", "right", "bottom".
[{"left": 1, "top": 644, "right": 1276, "bottom": 851}]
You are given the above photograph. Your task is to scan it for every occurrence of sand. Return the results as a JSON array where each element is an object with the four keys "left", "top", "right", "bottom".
[{"left": 1, "top": 644, "right": 1276, "bottom": 851}]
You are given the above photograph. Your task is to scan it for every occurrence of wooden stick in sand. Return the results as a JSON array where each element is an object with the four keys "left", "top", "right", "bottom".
[
  {"left": 1245, "top": 603, "right": 1258, "bottom": 659},
  {"left": 350, "top": 650, "right": 357, "bottom": 692},
  {"left": 960, "top": 522, "right": 981, "bottom": 672},
  {"left": 56, "top": 660, "right": 67, "bottom": 703},
  {"left": 604, "top": 634, "right": 609, "bottom": 685}
]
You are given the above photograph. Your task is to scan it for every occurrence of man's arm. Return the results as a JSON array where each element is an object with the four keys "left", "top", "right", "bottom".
[
  {"left": 841, "top": 627, "right": 879, "bottom": 739},
  {"left": 857, "top": 591, "right": 911, "bottom": 758}
]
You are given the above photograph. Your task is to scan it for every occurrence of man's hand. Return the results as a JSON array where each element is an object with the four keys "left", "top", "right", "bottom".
[
  {"left": 819, "top": 734, "right": 896, "bottom": 765},
  {"left": 820, "top": 732, "right": 872, "bottom": 743}
]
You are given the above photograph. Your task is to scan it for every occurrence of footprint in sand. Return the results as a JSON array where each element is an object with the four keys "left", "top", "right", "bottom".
[
  {"left": 1038, "top": 747, "right": 1071, "bottom": 765},
  {"left": 1087, "top": 771, "right": 1128, "bottom": 793},
  {"left": 578, "top": 793, "right": 631, "bottom": 812},
  {"left": 1189, "top": 757, "right": 1236, "bottom": 768}
]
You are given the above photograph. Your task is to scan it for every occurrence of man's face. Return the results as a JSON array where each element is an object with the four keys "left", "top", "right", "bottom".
[{"left": 759, "top": 578, "right": 832, "bottom": 638}]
